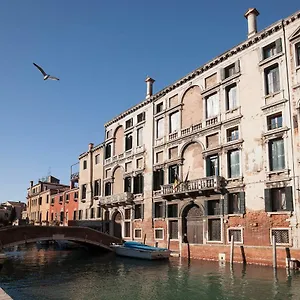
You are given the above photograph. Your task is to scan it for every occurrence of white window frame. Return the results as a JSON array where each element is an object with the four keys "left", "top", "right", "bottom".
[
  {"left": 270, "top": 228, "right": 291, "bottom": 246},
  {"left": 206, "top": 217, "right": 224, "bottom": 244},
  {"left": 264, "top": 64, "right": 281, "bottom": 95},
  {"left": 136, "top": 127, "right": 143, "bottom": 147},
  {"left": 134, "top": 228, "right": 142, "bottom": 239},
  {"left": 225, "top": 83, "right": 238, "bottom": 111},
  {"left": 268, "top": 137, "right": 285, "bottom": 172},
  {"left": 154, "top": 228, "right": 165, "bottom": 240},
  {"left": 169, "top": 111, "right": 180, "bottom": 133},
  {"left": 226, "top": 126, "right": 240, "bottom": 142},
  {"left": 123, "top": 221, "right": 131, "bottom": 238},
  {"left": 156, "top": 118, "right": 164, "bottom": 139},
  {"left": 227, "top": 149, "right": 241, "bottom": 179},
  {"left": 266, "top": 110, "right": 283, "bottom": 131},
  {"left": 205, "top": 93, "right": 219, "bottom": 119},
  {"left": 227, "top": 227, "right": 243, "bottom": 244}
]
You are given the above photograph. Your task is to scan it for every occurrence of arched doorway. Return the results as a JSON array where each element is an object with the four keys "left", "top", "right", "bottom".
[
  {"left": 113, "top": 211, "right": 122, "bottom": 238},
  {"left": 182, "top": 204, "right": 204, "bottom": 244}
]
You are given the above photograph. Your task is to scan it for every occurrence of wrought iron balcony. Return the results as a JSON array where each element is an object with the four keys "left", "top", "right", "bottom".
[
  {"left": 161, "top": 176, "right": 223, "bottom": 199},
  {"left": 70, "top": 172, "right": 79, "bottom": 181},
  {"left": 99, "top": 192, "right": 134, "bottom": 206}
]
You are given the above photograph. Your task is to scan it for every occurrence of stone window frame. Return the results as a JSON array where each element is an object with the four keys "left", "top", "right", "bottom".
[
  {"left": 225, "top": 148, "right": 242, "bottom": 179},
  {"left": 134, "top": 228, "right": 142, "bottom": 239},
  {"left": 227, "top": 227, "right": 244, "bottom": 244},
  {"left": 154, "top": 228, "right": 165, "bottom": 240},
  {"left": 270, "top": 227, "right": 292, "bottom": 246},
  {"left": 206, "top": 217, "right": 224, "bottom": 244}
]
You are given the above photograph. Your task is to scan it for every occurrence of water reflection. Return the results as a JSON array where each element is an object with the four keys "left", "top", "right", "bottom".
[{"left": 1, "top": 244, "right": 300, "bottom": 299}]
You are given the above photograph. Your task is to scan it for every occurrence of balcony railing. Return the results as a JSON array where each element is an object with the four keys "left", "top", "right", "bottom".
[
  {"left": 99, "top": 192, "right": 134, "bottom": 206},
  {"left": 161, "top": 176, "right": 223, "bottom": 198},
  {"left": 70, "top": 172, "right": 79, "bottom": 181}
]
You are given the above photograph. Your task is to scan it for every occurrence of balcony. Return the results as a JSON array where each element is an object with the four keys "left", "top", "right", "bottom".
[
  {"left": 70, "top": 172, "right": 79, "bottom": 181},
  {"left": 161, "top": 176, "right": 224, "bottom": 199},
  {"left": 99, "top": 192, "right": 134, "bottom": 207}
]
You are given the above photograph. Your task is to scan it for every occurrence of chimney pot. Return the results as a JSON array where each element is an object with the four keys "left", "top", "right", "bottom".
[
  {"left": 244, "top": 8, "right": 260, "bottom": 38},
  {"left": 88, "top": 143, "right": 94, "bottom": 151},
  {"left": 145, "top": 76, "right": 155, "bottom": 99},
  {"left": 30, "top": 181, "right": 33, "bottom": 187}
]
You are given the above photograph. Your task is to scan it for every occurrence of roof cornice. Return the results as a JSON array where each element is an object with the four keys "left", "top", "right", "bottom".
[
  {"left": 78, "top": 142, "right": 104, "bottom": 159},
  {"left": 104, "top": 10, "right": 300, "bottom": 128}
]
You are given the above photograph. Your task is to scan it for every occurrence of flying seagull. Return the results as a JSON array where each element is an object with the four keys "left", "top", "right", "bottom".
[{"left": 33, "top": 63, "right": 60, "bottom": 81}]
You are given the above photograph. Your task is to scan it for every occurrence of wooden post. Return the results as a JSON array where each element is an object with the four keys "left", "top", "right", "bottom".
[
  {"left": 230, "top": 235, "right": 234, "bottom": 267},
  {"left": 272, "top": 235, "right": 277, "bottom": 269},
  {"left": 240, "top": 245, "right": 247, "bottom": 265},
  {"left": 285, "top": 247, "right": 291, "bottom": 270},
  {"left": 167, "top": 235, "right": 170, "bottom": 250},
  {"left": 143, "top": 234, "right": 146, "bottom": 245}
]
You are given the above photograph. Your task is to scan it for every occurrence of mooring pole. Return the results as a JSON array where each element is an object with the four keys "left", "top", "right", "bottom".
[
  {"left": 230, "top": 235, "right": 234, "bottom": 267},
  {"left": 272, "top": 235, "right": 277, "bottom": 269}
]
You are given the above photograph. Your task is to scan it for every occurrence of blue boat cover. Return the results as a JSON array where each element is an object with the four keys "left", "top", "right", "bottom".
[{"left": 123, "top": 241, "right": 169, "bottom": 252}]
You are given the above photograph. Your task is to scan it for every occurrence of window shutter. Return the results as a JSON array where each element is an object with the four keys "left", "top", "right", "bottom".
[
  {"left": 162, "top": 201, "right": 166, "bottom": 218},
  {"left": 219, "top": 198, "right": 224, "bottom": 215},
  {"left": 275, "top": 38, "right": 282, "bottom": 54},
  {"left": 285, "top": 186, "right": 293, "bottom": 211},
  {"left": 234, "top": 60, "right": 240, "bottom": 74},
  {"left": 204, "top": 201, "right": 209, "bottom": 216},
  {"left": 223, "top": 194, "right": 229, "bottom": 215},
  {"left": 220, "top": 68, "right": 225, "bottom": 81},
  {"left": 239, "top": 192, "right": 246, "bottom": 214},
  {"left": 152, "top": 202, "right": 156, "bottom": 219},
  {"left": 141, "top": 204, "right": 144, "bottom": 219},
  {"left": 264, "top": 189, "right": 272, "bottom": 212}
]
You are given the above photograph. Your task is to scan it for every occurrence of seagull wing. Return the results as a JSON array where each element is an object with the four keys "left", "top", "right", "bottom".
[
  {"left": 33, "top": 63, "right": 47, "bottom": 76},
  {"left": 48, "top": 76, "right": 60, "bottom": 81}
]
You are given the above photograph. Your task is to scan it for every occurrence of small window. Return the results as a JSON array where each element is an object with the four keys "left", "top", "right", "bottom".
[
  {"left": 265, "top": 64, "right": 280, "bottom": 95},
  {"left": 224, "top": 64, "right": 235, "bottom": 78},
  {"left": 95, "top": 154, "right": 100, "bottom": 164},
  {"left": 156, "top": 118, "right": 164, "bottom": 139},
  {"left": 81, "top": 184, "right": 87, "bottom": 199},
  {"left": 59, "top": 195, "right": 63, "bottom": 203},
  {"left": 267, "top": 113, "right": 282, "bottom": 130},
  {"left": 136, "top": 158, "right": 143, "bottom": 169},
  {"left": 105, "top": 144, "right": 112, "bottom": 159},
  {"left": 227, "top": 193, "right": 243, "bottom": 214},
  {"left": 155, "top": 228, "right": 164, "bottom": 240},
  {"left": 137, "top": 112, "right": 145, "bottom": 123},
  {"left": 125, "top": 162, "right": 132, "bottom": 172},
  {"left": 227, "top": 127, "right": 239, "bottom": 142},
  {"left": 208, "top": 218, "right": 221, "bottom": 241},
  {"left": 124, "top": 222, "right": 131, "bottom": 238},
  {"left": 156, "top": 102, "right": 163, "bottom": 114},
  {"left": 73, "top": 211, "right": 77, "bottom": 220},
  {"left": 225, "top": 84, "right": 237, "bottom": 111},
  {"left": 83, "top": 160, "right": 87, "bottom": 170},
  {"left": 66, "top": 194, "right": 69, "bottom": 201},
  {"left": 125, "top": 134, "right": 133, "bottom": 151},
  {"left": 106, "top": 129, "right": 112, "bottom": 139},
  {"left": 296, "top": 42, "right": 300, "bottom": 66},
  {"left": 269, "top": 138, "right": 285, "bottom": 171},
  {"left": 206, "top": 155, "right": 219, "bottom": 176},
  {"left": 265, "top": 187, "right": 293, "bottom": 213},
  {"left": 46, "top": 195, "right": 49, "bottom": 203},
  {"left": 78, "top": 210, "right": 83, "bottom": 220},
  {"left": 134, "top": 229, "right": 142, "bottom": 239},
  {"left": 90, "top": 208, "right": 95, "bottom": 219},
  {"left": 207, "top": 200, "right": 221, "bottom": 215},
  {"left": 228, "top": 229, "right": 242, "bottom": 243},
  {"left": 167, "top": 204, "right": 178, "bottom": 218},
  {"left": 168, "top": 146, "right": 178, "bottom": 159},
  {"left": 134, "top": 204, "right": 143, "bottom": 219},
  {"left": 169, "top": 220, "right": 178, "bottom": 239},
  {"left": 104, "top": 182, "right": 112, "bottom": 196},
  {"left": 137, "top": 127, "right": 143, "bottom": 146},
  {"left": 125, "top": 208, "right": 131, "bottom": 220},
  {"left": 125, "top": 118, "right": 133, "bottom": 129},
  {"left": 262, "top": 39, "right": 282, "bottom": 60},
  {"left": 271, "top": 229, "right": 290, "bottom": 245},
  {"left": 156, "top": 151, "right": 163, "bottom": 163},
  {"left": 228, "top": 150, "right": 240, "bottom": 178},
  {"left": 74, "top": 192, "right": 78, "bottom": 199}
]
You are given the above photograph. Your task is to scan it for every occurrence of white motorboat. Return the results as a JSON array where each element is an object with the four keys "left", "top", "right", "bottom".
[{"left": 111, "top": 241, "right": 171, "bottom": 260}]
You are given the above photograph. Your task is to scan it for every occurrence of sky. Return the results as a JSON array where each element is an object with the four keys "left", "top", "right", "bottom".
[{"left": 0, "top": 0, "right": 298, "bottom": 203}]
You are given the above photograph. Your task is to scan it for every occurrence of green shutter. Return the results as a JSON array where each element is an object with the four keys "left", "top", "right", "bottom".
[
  {"left": 285, "top": 186, "right": 293, "bottom": 211},
  {"left": 141, "top": 204, "right": 144, "bottom": 219},
  {"left": 220, "top": 198, "right": 224, "bottom": 215},
  {"left": 264, "top": 189, "right": 272, "bottom": 212},
  {"left": 152, "top": 202, "right": 156, "bottom": 219},
  {"left": 204, "top": 201, "right": 209, "bottom": 216},
  {"left": 162, "top": 201, "right": 166, "bottom": 218},
  {"left": 239, "top": 192, "right": 246, "bottom": 214},
  {"left": 223, "top": 194, "right": 229, "bottom": 215},
  {"left": 275, "top": 38, "right": 282, "bottom": 53}
]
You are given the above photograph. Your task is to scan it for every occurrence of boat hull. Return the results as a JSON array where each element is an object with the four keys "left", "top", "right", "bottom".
[{"left": 111, "top": 244, "right": 171, "bottom": 260}]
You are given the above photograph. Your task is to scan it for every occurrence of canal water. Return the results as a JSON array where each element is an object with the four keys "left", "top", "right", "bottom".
[{"left": 0, "top": 244, "right": 300, "bottom": 300}]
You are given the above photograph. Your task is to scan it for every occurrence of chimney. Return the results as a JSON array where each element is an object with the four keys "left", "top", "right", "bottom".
[
  {"left": 244, "top": 8, "right": 260, "bottom": 38},
  {"left": 145, "top": 76, "right": 155, "bottom": 99},
  {"left": 30, "top": 181, "right": 33, "bottom": 188},
  {"left": 88, "top": 143, "right": 94, "bottom": 151}
]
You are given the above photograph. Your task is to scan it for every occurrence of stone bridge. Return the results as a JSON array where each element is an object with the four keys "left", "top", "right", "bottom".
[{"left": 0, "top": 225, "right": 122, "bottom": 251}]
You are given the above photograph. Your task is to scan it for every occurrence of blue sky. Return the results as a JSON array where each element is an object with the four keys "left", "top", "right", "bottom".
[{"left": 0, "top": 0, "right": 298, "bottom": 203}]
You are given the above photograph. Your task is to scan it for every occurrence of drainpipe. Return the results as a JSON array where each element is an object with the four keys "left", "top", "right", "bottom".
[
  {"left": 89, "top": 143, "right": 94, "bottom": 209},
  {"left": 282, "top": 20, "right": 298, "bottom": 247}
]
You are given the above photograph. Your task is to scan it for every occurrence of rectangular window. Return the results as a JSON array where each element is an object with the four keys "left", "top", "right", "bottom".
[
  {"left": 85, "top": 209, "right": 88, "bottom": 219},
  {"left": 265, "top": 64, "right": 280, "bottom": 95},
  {"left": 136, "top": 158, "right": 143, "bottom": 169},
  {"left": 106, "top": 129, "right": 112, "bottom": 139},
  {"left": 226, "top": 84, "right": 237, "bottom": 111},
  {"left": 208, "top": 219, "right": 221, "bottom": 241},
  {"left": 228, "top": 229, "right": 242, "bottom": 243},
  {"left": 134, "top": 204, "right": 143, "bottom": 219},
  {"left": 46, "top": 195, "right": 49, "bottom": 203},
  {"left": 83, "top": 160, "right": 87, "bottom": 170},
  {"left": 168, "top": 146, "right": 178, "bottom": 159},
  {"left": 153, "top": 169, "right": 164, "bottom": 191},
  {"left": 66, "top": 194, "right": 69, "bottom": 201},
  {"left": 73, "top": 211, "right": 77, "bottom": 220},
  {"left": 271, "top": 229, "right": 289, "bottom": 244},
  {"left": 265, "top": 187, "right": 293, "bottom": 212},
  {"left": 207, "top": 200, "right": 221, "bottom": 215},
  {"left": 206, "top": 93, "right": 219, "bottom": 118},
  {"left": 124, "top": 177, "right": 131, "bottom": 193},
  {"left": 169, "top": 111, "right": 179, "bottom": 133},
  {"left": 206, "top": 133, "right": 219, "bottom": 148},
  {"left": 74, "top": 192, "right": 78, "bottom": 200},
  {"left": 156, "top": 118, "right": 164, "bottom": 139},
  {"left": 137, "top": 127, "right": 143, "bottom": 146},
  {"left": 272, "top": 188, "right": 287, "bottom": 211},
  {"left": 104, "top": 182, "right": 112, "bottom": 196},
  {"left": 263, "top": 39, "right": 282, "bottom": 59},
  {"left": 228, "top": 193, "right": 240, "bottom": 214},
  {"left": 155, "top": 228, "right": 164, "bottom": 240},
  {"left": 134, "top": 229, "right": 142, "bottom": 239},
  {"left": 269, "top": 138, "right": 285, "bottom": 171},
  {"left": 154, "top": 201, "right": 165, "bottom": 218},
  {"left": 90, "top": 208, "right": 95, "bottom": 219},
  {"left": 296, "top": 42, "right": 300, "bottom": 66},
  {"left": 169, "top": 220, "right": 178, "bottom": 239},
  {"left": 206, "top": 155, "right": 219, "bottom": 176},
  {"left": 125, "top": 118, "right": 133, "bottom": 129},
  {"left": 125, "top": 208, "right": 131, "bottom": 220},
  {"left": 228, "top": 150, "right": 240, "bottom": 178},
  {"left": 156, "top": 102, "right": 163, "bottom": 113},
  {"left": 168, "top": 165, "right": 179, "bottom": 184},
  {"left": 124, "top": 222, "right": 131, "bottom": 237},
  {"left": 133, "top": 174, "right": 144, "bottom": 194},
  {"left": 60, "top": 211, "right": 64, "bottom": 222},
  {"left": 94, "top": 179, "right": 101, "bottom": 196},
  {"left": 78, "top": 210, "right": 83, "bottom": 220},
  {"left": 97, "top": 207, "right": 101, "bottom": 218},
  {"left": 125, "top": 134, "right": 133, "bottom": 151},
  {"left": 156, "top": 151, "right": 163, "bottom": 163},
  {"left": 95, "top": 154, "right": 100, "bottom": 164},
  {"left": 137, "top": 112, "right": 145, "bottom": 123},
  {"left": 81, "top": 184, "right": 87, "bottom": 199},
  {"left": 267, "top": 113, "right": 282, "bottom": 130},
  {"left": 167, "top": 204, "right": 178, "bottom": 218},
  {"left": 227, "top": 127, "right": 239, "bottom": 142},
  {"left": 224, "top": 64, "right": 235, "bottom": 78},
  {"left": 59, "top": 196, "right": 63, "bottom": 203},
  {"left": 125, "top": 162, "right": 132, "bottom": 172},
  {"left": 105, "top": 144, "right": 112, "bottom": 159}
]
